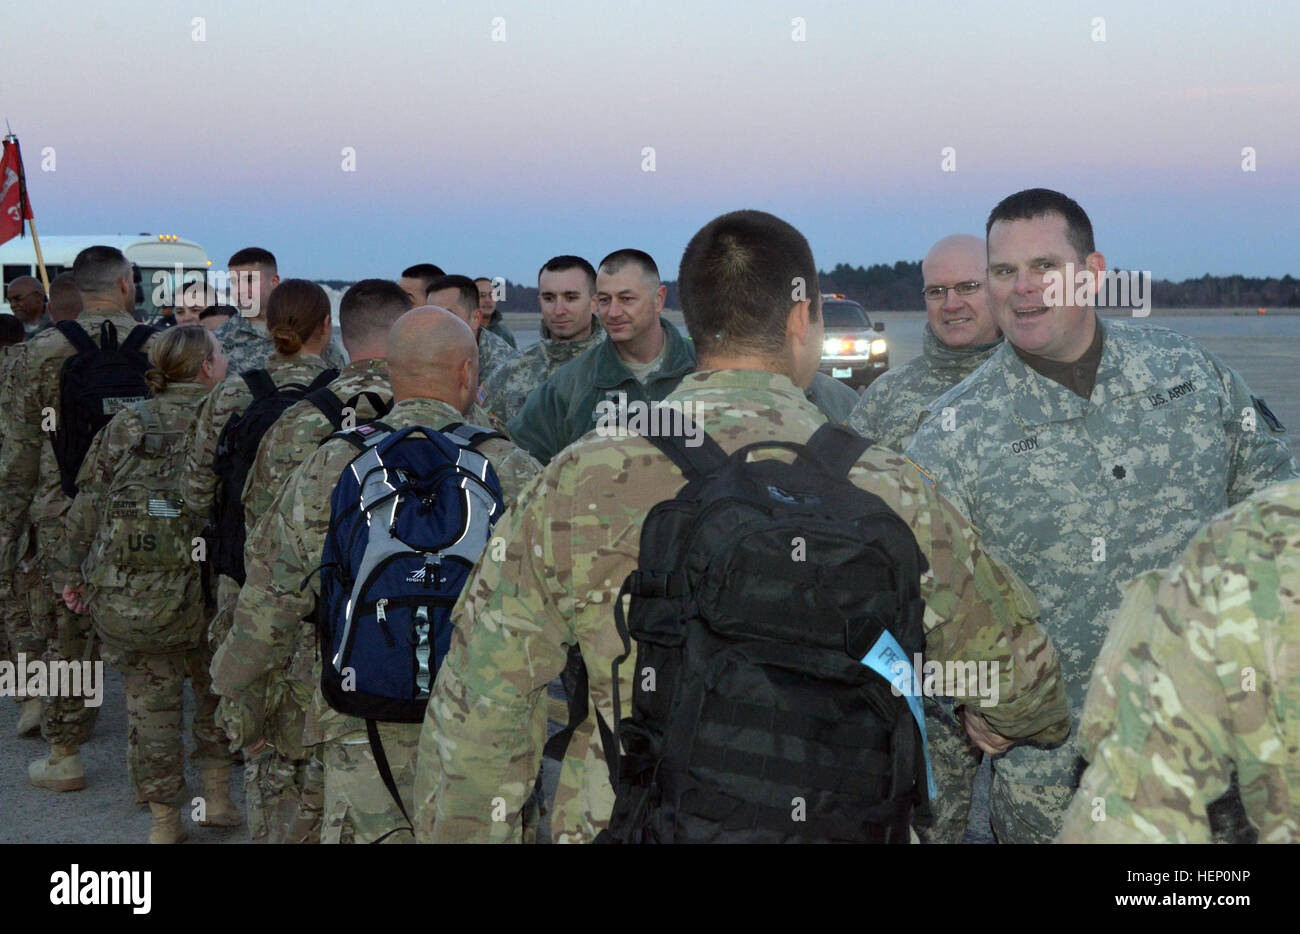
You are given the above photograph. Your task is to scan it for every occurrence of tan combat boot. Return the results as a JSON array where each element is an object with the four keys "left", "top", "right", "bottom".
[
  {"left": 197, "top": 767, "right": 242, "bottom": 827},
  {"left": 28, "top": 744, "right": 86, "bottom": 791},
  {"left": 148, "top": 803, "right": 188, "bottom": 844},
  {"left": 15, "top": 699, "right": 41, "bottom": 737}
]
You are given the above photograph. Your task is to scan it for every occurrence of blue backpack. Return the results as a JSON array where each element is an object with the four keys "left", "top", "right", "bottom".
[{"left": 317, "top": 421, "right": 505, "bottom": 724}]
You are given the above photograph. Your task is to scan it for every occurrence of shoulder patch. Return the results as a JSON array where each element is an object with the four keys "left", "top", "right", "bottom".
[{"left": 902, "top": 456, "right": 936, "bottom": 488}]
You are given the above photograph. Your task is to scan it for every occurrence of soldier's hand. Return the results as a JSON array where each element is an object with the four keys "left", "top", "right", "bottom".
[
  {"left": 961, "top": 706, "right": 1014, "bottom": 755},
  {"left": 61, "top": 584, "right": 90, "bottom": 615},
  {"left": 242, "top": 737, "right": 267, "bottom": 757}
]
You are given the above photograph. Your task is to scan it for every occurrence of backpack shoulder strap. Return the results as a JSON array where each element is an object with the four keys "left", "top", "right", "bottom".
[
  {"left": 241, "top": 368, "right": 276, "bottom": 399},
  {"left": 796, "top": 422, "right": 871, "bottom": 480},
  {"left": 307, "top": 368, "right": 339, "bottom": 392},
  {"left": 440, "top": 421, "right": 504, "bottom": 449},
  {"left": 122, "top": 325, "right": 154, "bottom": 354},
  {"left": 349, "top": 391, "right": 393, "bottom": 418},
  {"left": 54, "top": 319, "right": 96, "bottom": 354},
  {"left": 635, "top": 419, "right": 729, "bottom": 482},
  {"left": 305, "top": 386, "right": 347, "bottom": 430},
  {"left": 323, "top": 420, "right": 394, "bottom": 452}
]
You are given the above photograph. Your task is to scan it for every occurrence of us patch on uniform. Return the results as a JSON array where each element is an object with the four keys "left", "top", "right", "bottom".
[
  {"left": 147, "top": 498, "right": 183, "bottom": 518},
  {"left": 1252, "top": 395, "right": 1286, "bottom": 432}
]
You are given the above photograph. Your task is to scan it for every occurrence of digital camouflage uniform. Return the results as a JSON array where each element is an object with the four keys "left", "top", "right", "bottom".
[
  {"left": 1060, "top": 479, "right": 1300, "bottom": 842},
  {"left": 0, "top": 310, "right": 159, "bottom": 748},
  {"left": 849, "top": 326, "right": 1002, "bottom": 451},
  {"left": 847, "top": 325, "right": 1003, "bottom": 842},
  {"left": 211, "top": 396, "right": 540, "bottom": 844},
  {"left": 414, "top": 368, "right": 1072, "bottom": 843},
  {"left": 213, "top": 313, "right": 347, "bottom": 376},
  {"left": 46, "top": 382, "right": 234, "bottom": 804},
  {"left": 219, "top": 356, "right": 393, "bottom": 843},
  {"left": 805, "top": 372, "right": 860, "bottom": 425},
  {"left": 476, "top": 325, "right": 517, "bottom": 388},
  {"left": 482, "top": 316, "right": 605, "bottom": 428},
  {"left": 485, "top": 312, "right": 518, "bottom": 351},
  {"left": 905, "top": 316, "right": 1298, "bottom": 843}
]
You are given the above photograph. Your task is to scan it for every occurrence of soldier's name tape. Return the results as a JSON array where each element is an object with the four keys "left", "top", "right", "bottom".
[{"left": 0, "top": 653, "right": 104, "bottom": 708}]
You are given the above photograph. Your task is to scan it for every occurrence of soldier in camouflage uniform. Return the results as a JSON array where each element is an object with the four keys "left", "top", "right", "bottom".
[
  {"left": 414, "top": 210, "right": 1071, "bottom": 843},
  {"left": 213, "top": 307, "right": 540, "bottom": 844},
  {"left": 847, "top": 234, "right": 1003, "bottom": 843},
  {"left": 49, "top": 325, "right": 241, "bottom": 843},
  {"left": 476, "top": 276, "right": 519, "bottom": 350},
  {"left": 1059, "top": 478, "right": 1300, "bottom": 843},
  {"left": 181, "top": 280, "right": 339, "bottom": 654},
  {"left": 0, "top": 247, "right": 160, "bottom": 791},
  {"left": 905, "top": 189, "right": 1298, "bottom": 843},
  {"left": 215, "top": 280, "right": 412, "bottom": 844},
  {"left": 482, "top": 256, "right": 605, "bottom": 427},
  {"left": 215, "top": 247, "right": 347, "bottom": 374},
  {"left": 426, "top": 274, "right": 518, "bottom": 387}
]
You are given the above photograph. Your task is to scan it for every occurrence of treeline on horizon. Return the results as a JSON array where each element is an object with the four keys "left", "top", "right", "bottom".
[{"left": 318, "top": 263, "right": 1300, "bottom": 311}]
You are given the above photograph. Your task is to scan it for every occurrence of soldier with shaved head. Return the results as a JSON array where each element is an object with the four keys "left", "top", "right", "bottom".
[{"left": 217, "top": 305, "right": 539, "bottom": 844}]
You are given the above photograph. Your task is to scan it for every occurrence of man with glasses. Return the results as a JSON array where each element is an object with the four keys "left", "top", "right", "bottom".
[
  {"left": 848, "top": 234, "right": 1001, "bottom": 452},
  {"left": 6, "top": 276, "right": 49, "bottom": 336},
  {"left": 904, "top": 188, "right": 1296, "bottom": 844},
  {"left": 846, "top": 233, "right": 1001, "bottom": 843}
]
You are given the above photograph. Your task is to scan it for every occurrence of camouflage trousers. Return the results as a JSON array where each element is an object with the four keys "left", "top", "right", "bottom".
[
  {"left": 30, "top": 559, "right": 99, "bottom": 747},
  {"left": 914, "top": 699, "right": 983, "bottom": 844},
  {"left": 100, "top": 641, "right": 234, "bottom": 804},
  {"left": 3, "top": 556, "right": 44, "bottom": 674},
  {"left": 321, "top": 722, "right": 419, "bottom": 844},
  {"left": 245, "top": 748, "right": 325, "bottom": 844}
]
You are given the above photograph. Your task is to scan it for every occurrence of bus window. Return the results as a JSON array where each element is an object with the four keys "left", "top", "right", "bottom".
[{"left": 3, "top": 264, "right": 33, "bottom": 287}]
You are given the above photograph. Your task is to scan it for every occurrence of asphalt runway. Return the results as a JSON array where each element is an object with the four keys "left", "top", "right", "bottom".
[{"left": 2, "top": 309, "right": 1294, "bottom": 843}]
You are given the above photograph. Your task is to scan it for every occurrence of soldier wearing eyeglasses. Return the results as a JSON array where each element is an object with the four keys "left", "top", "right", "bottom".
[{"left": 848, "top": 234, "right": 1001, "bottom": 453}]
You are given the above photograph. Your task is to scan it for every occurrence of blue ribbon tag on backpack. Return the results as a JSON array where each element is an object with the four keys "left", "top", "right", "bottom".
[{"left": 860, "top": 630, "right": 935, "bottom": 800}]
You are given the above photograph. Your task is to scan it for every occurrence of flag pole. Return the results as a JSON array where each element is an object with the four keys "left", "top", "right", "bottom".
[{"left": 8, "top": 135, "right": 49, "bottom": 294}]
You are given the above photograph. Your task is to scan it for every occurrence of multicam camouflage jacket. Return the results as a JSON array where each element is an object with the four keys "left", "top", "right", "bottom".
[
  {"left": 46, "top": 382, "right": 210, "bottom": 651},
  {"left": 414, "top": 368, "right": 1071, "bottom": 843},
  {"left": 481, "top": 315, "right": 604, "bottom": 427},
  {"left": 849, "top": 325, "right": 1002, "bottom": 450},
  {"left": 905, "top": 316, "right": 1298, "bottom": 788},
  {"left": 209, "top": 396, "right": 542, "bottom": 752},
  {"left": 1060, "top": 479, "right": 1300, "bottom": 843},
  {"left": 0, "top": 310, "right": 159, "bottom": 578},
  {"left": 226, "top": 356, "right": 394, "bottom": 756}
]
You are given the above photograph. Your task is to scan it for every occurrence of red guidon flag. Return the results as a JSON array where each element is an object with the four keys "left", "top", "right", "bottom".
[{"left": 0, "top": 139, "right": 34, "bottom": 247}]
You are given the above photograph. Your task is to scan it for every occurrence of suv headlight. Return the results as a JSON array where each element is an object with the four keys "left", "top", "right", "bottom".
[
  {"left": 823, "top": 338, "right": 840, "bottom": 356},
  {"left": 870, "top": 338, "right": 887, "bottom": 356}
]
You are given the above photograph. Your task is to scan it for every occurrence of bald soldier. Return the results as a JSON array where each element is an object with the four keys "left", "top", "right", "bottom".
[
  {"left": 906, "top": 188, "right": 1298, "bottom": 843},
  {"left": 0, "top": 246, "right": 160, "bottom": 790},
  {"left": 847, "top": 234, "right": 1003, "bottom": 843},
  {"left": 213, "top": 279, "right": 412, "bottom": 844},
  {"left": 414, "top": 210, "right": 1070, "bottom": 843},
  {"left": 212, "top": 306, "right": 540, "bottom": 844},
  {"left": 1060, "top": 478, "right": 1300, "bottom": 843}
]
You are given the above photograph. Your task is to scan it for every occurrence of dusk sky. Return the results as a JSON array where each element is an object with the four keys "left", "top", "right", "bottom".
[{"left": 3, "top": 0, "right": 1297, "bottom": 283}]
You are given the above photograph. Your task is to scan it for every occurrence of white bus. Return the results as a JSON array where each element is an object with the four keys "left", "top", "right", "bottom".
[{"left": 0, "top": 233, "right": 211, "bottom": 318}]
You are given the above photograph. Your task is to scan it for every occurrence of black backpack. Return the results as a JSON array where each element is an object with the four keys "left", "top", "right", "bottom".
[
  {"left": 51, "top": 319, "right": 155, "bottom": 497},
  {"left": 587, "top": 420, "right": 932, "bottom": 844},
  {"left": 204, "top": 367, "right": 338, "bottom": 584}
]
